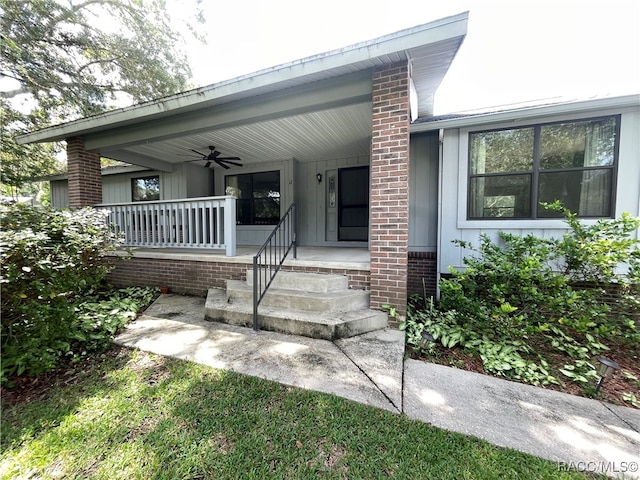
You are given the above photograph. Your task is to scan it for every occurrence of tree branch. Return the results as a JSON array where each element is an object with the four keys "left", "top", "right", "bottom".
[
  {"left": 76, "top": 56, "right": 121, "bottom": 74},
  {"left": 45, "top": 0, "right": 133, "bottom": 32},
  {"left": 0, "top": 87, "right": 29, "bottom": 99}
]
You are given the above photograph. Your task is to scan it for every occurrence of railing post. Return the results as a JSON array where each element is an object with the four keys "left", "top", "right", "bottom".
[
  {"left": 224, "top": 196, "right": 236, "bottom": 257},
  {"left": 292, "top": 203, "right": 297, "bottom": 259},
  {"left": 253, "top": 258, "right": 259, "bottom": 332}
]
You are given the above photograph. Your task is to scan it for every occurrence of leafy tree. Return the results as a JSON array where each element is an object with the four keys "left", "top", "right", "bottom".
[
  {"left": 0, "top": 100, "right": 60, "bottom": 198},
  {"left": 0, "top": 0, "right": 204, "bottom": 198}
]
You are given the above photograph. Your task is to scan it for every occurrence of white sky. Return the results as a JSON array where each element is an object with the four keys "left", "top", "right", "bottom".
[{"left": 182, "top": 0, "right": 640, "bottom": 114}]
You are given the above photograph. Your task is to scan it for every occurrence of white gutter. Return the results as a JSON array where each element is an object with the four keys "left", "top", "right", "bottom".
[
  {"left": 18, "top": 12, "right": 468, "bottom": 145},
  {"left": 411, "top": 94, "right": 640, "bottom": 132}
]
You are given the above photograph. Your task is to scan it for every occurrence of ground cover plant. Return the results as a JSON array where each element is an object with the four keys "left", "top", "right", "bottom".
[
  {"left": 402, "top": 204, "right": 640, "bottom": 407},
  {"left": 0, "top": 203, "right": 156, "bottom": 384},
  {"left": 0, "top": 347, "right": 599, "bottom": 480}
]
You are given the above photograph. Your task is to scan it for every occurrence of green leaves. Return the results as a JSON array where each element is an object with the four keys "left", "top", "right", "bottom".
[
  {"left": 1, "top": 0, "right": 204, "bottom": 196},
  {"left": 0, "top": 203, "right": 154, "bottom": 383},
  {"left": 412, "top": 207, "right": 639, "bottom": 395}
]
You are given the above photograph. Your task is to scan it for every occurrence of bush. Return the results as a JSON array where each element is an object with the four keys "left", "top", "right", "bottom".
[
  {"left": 407, "top": 205, "right": 640, "bottom": 390},
  {"left": 0, "top": 204, "right": 146, "bottom": 383}
]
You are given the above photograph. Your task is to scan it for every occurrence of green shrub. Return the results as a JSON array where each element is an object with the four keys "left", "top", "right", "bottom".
[
  {"left": 408, "top": 205, "right": 639, "bottom": 391},
  {"left": 0, "top": 204, "right": 148, "bottom": 383}
]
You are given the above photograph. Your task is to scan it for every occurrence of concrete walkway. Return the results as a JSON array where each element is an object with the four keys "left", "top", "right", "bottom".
[{"left": 115, "top": 294, "right": 640, "bottom": 479}]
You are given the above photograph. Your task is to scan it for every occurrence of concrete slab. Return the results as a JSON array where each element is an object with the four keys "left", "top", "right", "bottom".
[
  {"left": 335, "top": 329, "right": 405, "bottom": 412},
  {"left": 403, "top": 360, "right": 640, "bottom": 478},
  {"left": 114, "top": 294, "right": 640, "bottom": 479},
  {"left": 115, "top": 294, "right": 398, "bottom": 413}
]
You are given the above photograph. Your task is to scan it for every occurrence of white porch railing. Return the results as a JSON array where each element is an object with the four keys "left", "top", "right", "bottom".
[{"left": 97, "top": 196, "right": 237, "bottom": 256}]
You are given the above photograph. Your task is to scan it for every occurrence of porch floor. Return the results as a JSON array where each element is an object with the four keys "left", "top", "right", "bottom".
[{"left": 125, "top": 245, "right": 370, "bottom": 271}]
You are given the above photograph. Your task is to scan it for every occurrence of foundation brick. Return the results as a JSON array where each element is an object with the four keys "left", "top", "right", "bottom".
[
  {"left": 407, "top": 251, "right": 438, "bottom": 299},
  {"left": 107, "top": 256, "right": 371, "bottom": 295}
]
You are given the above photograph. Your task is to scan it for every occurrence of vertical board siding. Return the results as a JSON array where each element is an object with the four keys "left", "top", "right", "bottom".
[
  {"left": 186, "top": 163, "right": 214, "bottom": 197},
  {"left": 296, "top": 155, "right": 370, "bottom": 245},
  {"left": 50, "top": 180, "right": 69, "bottom": 208},
  {"left": 409, "top": 132, "right": 439, "bottom": 251}
]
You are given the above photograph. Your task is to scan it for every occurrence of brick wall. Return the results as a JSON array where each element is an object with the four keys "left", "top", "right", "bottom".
[
  {"left": 107, "top": 256, "right": 370, "bottom": 296},
  {"left": 369, "top": 62, "right": 411, "bottom": 316},
  {"left": 66, "top": 136, "right": 102, "bottom": 208},
  {"left": 407, "top": 251, "right": 437, "bottom": 299}
]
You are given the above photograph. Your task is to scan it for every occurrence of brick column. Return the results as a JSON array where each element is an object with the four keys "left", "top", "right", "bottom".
[
  {"left": 66, "top": 137, "right": 102, "bottom": 207},
  {"left": 370, "top": 62, "right": 411, "bottom": 320}
]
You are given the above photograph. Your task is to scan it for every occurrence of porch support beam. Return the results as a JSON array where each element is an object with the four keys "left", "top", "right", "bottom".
[
  {"left": 102, "top": 150, "right": 175, "bottom": 172},
  {"left": 66, "top": 136, "right": 102, "bottom": 208},
  {"left": 83, "top": 71, "right": 373, "bottom": 151},
  {"left": 369, "top": 62, "right": 411, "bottom": 321}
]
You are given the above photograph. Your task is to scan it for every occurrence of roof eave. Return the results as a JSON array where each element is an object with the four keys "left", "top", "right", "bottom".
[
  {"left": 17, "top": 12, "right": 468, "bottom": 145},
  {"left": 411, "top": 94, "right": 640, "bottom": 132}
]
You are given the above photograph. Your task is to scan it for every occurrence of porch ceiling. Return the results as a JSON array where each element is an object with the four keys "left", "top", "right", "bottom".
[
  {"left": 104, "top": 101, "right": 374, "bottom": 169},
  {"left": 17, "top": 13, "right": 468, "bottom": 172}
]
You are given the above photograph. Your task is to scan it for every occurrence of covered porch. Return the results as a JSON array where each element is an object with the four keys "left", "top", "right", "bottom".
[{"left": 19, "top": 14, "right": 469, "bottom": 316}]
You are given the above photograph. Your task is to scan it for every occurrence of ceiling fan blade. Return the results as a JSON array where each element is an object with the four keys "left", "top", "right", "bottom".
[
  {"left": 189, "top": 149, "right": 207, "bottom": 157},
  {"left": 218, "top": 160, "right": 243, "bottom": 167},
  {"left": 216, "top": 156, "right": 241, "bottom": 161},
  {"left": 215, "top": 159, "right": 231, "bottom": 169},
  {"left": 204, "top": 161, "right": 211, "bottom": 168}
]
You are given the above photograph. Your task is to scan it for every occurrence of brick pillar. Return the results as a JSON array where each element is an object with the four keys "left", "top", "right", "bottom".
[
  {"left": 370, "top": 62, "right": 411, "bottom": 320},
  {"left": 66, "top": 137, "right": 102, "bottom": 207}
]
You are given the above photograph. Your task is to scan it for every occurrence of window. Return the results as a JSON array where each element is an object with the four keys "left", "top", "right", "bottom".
[
  {"left": 131, "top": 176, "right": 160, "bottom": 202},
  {"left": 468, "top": 116, "right": 619, "bottom": 219},
  {"left": 225, "top": 171, "right": 280, "bottom": 225}
]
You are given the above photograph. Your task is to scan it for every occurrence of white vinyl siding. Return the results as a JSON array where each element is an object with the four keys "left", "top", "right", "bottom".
[{"left": 439, "top": 106, "right": 640, "bottom": 273}]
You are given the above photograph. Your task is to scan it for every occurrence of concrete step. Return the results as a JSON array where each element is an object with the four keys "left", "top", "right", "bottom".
[
  {"left": 205, "top": 288, "right": 388, "bottom": 340},
  {"left": 226, "top": 280, "right": 369, "bottom": 313},
  {"left": 245, "top": 270, "right": 349, "bottom": 293}
]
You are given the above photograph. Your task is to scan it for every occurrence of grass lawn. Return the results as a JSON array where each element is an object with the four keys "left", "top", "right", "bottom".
[{"left": 1, "top": 347, "right": 599, "bottom": 479}]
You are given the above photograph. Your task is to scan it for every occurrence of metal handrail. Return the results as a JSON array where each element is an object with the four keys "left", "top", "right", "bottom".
[{"left": 252, "top": 203, "right": 297, "bottom": 331}]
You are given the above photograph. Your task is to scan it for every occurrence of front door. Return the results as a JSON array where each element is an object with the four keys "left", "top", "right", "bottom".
[{"left": 338, "top": 166, "right": 369, "bottom": 241}]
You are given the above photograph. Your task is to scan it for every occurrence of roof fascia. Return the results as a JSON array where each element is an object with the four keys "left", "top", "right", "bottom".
[{"left": 411, "top": 94, "right": 640, "bottom": 132}]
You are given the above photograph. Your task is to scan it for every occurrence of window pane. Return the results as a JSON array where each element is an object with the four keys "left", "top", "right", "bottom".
[
  {"left": 469, "top": 174, "right": 531, "bottom": 218},
  {"left": 252, "top": 171, "right": 280, "bottom": 200},
  {"left": 540, "top": 118, "right": 616, "bottom": 169},
  {"left": 470, "top": 128, "right": 534, "bottom": 174},
  {"left": 225, "top": 171, "right": 280, "bottom": 225},
  {"left": 538, "top": 169, "right": 612, "bottom": 217},
  {"left": 236, "top": 198, "right": 252, "bottom": 225},
  {"left": 132, "top": 176, "right": 160, "bottom": 201},
  {"left": 253, "top": 197, "right": 280, "bottom": 224}
]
